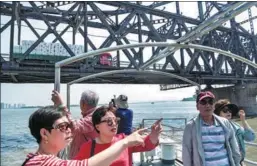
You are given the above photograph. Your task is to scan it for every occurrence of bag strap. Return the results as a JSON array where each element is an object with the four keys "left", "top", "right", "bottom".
[
  {"left": 83, "top": 134, "right": 88, "bottom": 142},
  {"left": 21, "top": 155, "right": 36, "bottom": 166},
  {"left": 90, "top": 139, "right": 96, "bottom": 157}
]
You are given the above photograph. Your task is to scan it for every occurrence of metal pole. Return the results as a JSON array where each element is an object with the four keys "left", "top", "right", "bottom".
[
  {"left": 67, "top": 69, "right": 200, "bottom": 87},
  {"left": 115, "top": 14, "right": 120, "bottom": 67},
  {"left": 10, "top": 2, "right": 16, "bottom": 61},
  {"left": 198, "top": 2, "right": 204, "bottom": 21},
  {"left": 176, "top": 2, "right": 185, "bottom": 71},
  {"left": 18, "top": 19, "right": 21, "bottom": 45},
  {"left": 67, "top": 84, "right": 70, "bottom": 110},
  {"left": 84, "top": 2, "right": 88, "bottom": 53},
  {"left": 73, "top": 27, "right": 76, "bottom": 45},
  {"left": 54, "top": 67, "right": 61, "bottom": 92},
  {"left": 137, "top": 2, "right": 143, "bottom": 65},
  {"left": 150, "top": 14, "right": 156, "bottom": 70}
]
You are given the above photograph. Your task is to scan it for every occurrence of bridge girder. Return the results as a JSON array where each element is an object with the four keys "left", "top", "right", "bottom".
[{"left": 1, "top": 1, "right": 257, "bottom": 86}]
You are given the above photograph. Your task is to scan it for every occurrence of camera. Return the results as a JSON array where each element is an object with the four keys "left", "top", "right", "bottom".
[{"left": 111, "top": 99, "right": 116, "bottom": 107}]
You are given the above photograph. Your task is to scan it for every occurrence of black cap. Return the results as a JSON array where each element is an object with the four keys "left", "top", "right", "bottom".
[{"left": 214, "top": 103, "right": 239, "bottom": 117}]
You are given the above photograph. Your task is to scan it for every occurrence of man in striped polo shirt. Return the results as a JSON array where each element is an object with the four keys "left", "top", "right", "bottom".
[{"left": 182, "top": 91, "right": 241, "bottom": 166}]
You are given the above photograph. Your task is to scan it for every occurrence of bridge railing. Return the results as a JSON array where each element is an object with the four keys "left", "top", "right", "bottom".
[
  {"left": 117, "top": 60, "right": 166, "bottom": 70},
  {"left": 0, "top": 53, "right": 240, "bottom": 75}
]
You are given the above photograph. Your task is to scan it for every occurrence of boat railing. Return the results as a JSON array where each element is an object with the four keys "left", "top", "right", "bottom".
[
  {"left": 244, "top": 142, "right": 257, "bottom": 166},
  {"left": 141, "top": 118, "right": 187, "bottom": 129},
  {"left": 161, "top": 124, "right": 184, "bottom": 135},
  {"left": 138, "top": 118, "right": 257, "bottom": 165},
  {"left": 138, "top": 118, "right": 187, "bottom": 164}
]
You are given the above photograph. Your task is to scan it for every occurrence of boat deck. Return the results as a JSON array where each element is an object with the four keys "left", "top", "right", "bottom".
[
  {"left": 133, "top": 160, "right": 183, "bottom": 166},
  {"left": 132, "top": 136, "right": 183, "bottom": 166}
]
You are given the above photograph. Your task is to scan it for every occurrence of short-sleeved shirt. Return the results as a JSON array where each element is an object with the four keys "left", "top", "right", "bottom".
[
  {"left": 23, "top": 153, "right": 88, "bottom": 166},
  {"left": 74, "top": 133, "right": 157, "bottom": 166},
  {"left": 115, "top": 108, "right": 133, "bottom": 135}
]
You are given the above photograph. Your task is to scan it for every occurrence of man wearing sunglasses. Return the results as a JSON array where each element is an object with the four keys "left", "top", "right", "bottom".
[{"left": 182, "top": 91, "right": 241, "bottom": 166}]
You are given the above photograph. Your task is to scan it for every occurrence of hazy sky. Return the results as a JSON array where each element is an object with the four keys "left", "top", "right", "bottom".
[
  {"left": 1, "top": 83, "right": 196, "bottom": 106},
  {"left": 1, "top": 2, "right": 256, "bottom": 106}
]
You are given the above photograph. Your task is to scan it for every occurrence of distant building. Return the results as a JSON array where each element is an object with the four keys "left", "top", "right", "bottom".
[{"left": 1, "top": 103, "right": 26, "bottom": 109}]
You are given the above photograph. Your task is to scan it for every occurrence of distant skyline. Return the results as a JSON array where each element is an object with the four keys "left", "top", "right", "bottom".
[{"left": 1, "top": 83, "right": 196, "bottom": 106}]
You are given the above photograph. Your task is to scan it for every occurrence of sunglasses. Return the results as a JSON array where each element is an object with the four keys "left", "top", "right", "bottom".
[
  {"left": 50, "top": 122, "right": 72, "bottom": 132},
  {"left": 222, "top": 108, "right": 232, "bottom": 113},
  {"left": 199, "top": 99, "right": 214, "bottom": 105},
  {"left": 100, "top": 117, "right": 120, "bottom": 126}
]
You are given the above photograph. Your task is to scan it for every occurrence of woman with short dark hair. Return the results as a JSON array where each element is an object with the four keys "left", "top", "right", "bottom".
[
  {"left": 22, "top": 106, "right": 148, "bottom": 166},
  {"left": 74, "top": 105, "right": 162, "bottom": 166}
]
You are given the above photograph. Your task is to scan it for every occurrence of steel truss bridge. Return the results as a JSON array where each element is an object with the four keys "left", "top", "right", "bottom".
[{"left": 1, "top": 2, "right": 257, "bottom": 90}]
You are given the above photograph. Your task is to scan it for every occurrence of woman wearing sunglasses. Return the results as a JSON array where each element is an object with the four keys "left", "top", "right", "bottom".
[
  {"left": 22, "top": 106, "right": 148, "bottom": 166},
  {"left": 214, "top": 99, "right": 256, "bottom": 165},
  {"left": 74, "top": 106, "right": 162, "bottom": 166}
]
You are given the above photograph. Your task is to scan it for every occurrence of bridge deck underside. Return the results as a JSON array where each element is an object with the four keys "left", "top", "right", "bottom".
[{"left": 2, "top": 61, "right": 257, "bottom": 84}]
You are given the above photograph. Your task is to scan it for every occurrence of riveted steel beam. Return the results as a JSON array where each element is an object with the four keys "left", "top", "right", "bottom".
[
  {"left": 78, "top": 28, "right": 96, "bottom": 50},
  {"left": 9, "top": 2, "right": 15, "bottom": 61},
  {"left": 89, "top": 2, "right": 138, "bottom": 69},
  {"left": 22, "top": 18, "right": 41, "bottom": 39},
  {"left": 140, "top": 2, "right": 256, "bottom": 70},
  {"left": 0, "top": 19, "right": 13, "bottom": 34},
  {"left": 99, "top": 10, "right": 137, "bottom": 48}
]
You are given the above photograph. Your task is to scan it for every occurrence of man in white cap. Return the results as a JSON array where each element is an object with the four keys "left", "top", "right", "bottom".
[{"left": 115, "top": 94, "right": 133, "bottom": 135}]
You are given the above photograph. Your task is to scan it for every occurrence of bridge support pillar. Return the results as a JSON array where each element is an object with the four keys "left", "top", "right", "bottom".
[{"left": 206, "top": 83, "right": 257, "bottom": 116}]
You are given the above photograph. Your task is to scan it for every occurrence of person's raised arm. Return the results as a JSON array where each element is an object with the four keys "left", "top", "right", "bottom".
[
  {"left": 239, "top": 110, "right": 251, "bottom": 130},
  {"left": 38, "top": 129, "right": 147, "bottom": 166},
  {"left": 239, "top": 110, "right": 256, "bottom": 141},
  {"left": 51, "top": 90, "right": 95, "bottom": 133},
  {"left": 131, "top": 118, "right": 162, "bottom": 152},
  {"left": 51, "top": 90, "right": 66, "bottom": 111},
  {"left": 87, "top": 128, "right": 147, "bottom": 166}
]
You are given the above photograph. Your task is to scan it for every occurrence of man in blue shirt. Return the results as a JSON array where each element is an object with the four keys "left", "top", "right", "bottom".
[{"left": 115, "top": 94, "right": 133, "bottom": 135}]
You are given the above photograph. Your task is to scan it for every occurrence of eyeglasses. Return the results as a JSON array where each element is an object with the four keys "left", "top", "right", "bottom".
[
  {"left": 199, "top": 99, "right": 214, "bottom": 105},
  {"left": 222, "top": 108, "right": 232, "bottom": 113},
  {"left": 100, "top": 117, "right": 120, "bottom": 126},
  {"left": 51, "top": 122, "right": 72, "bottom": 132}
]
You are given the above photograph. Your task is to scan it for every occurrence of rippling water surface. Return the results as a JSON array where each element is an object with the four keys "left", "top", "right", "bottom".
[{"left": 1, "top": 101, "right": 197, "bottom": 166}]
